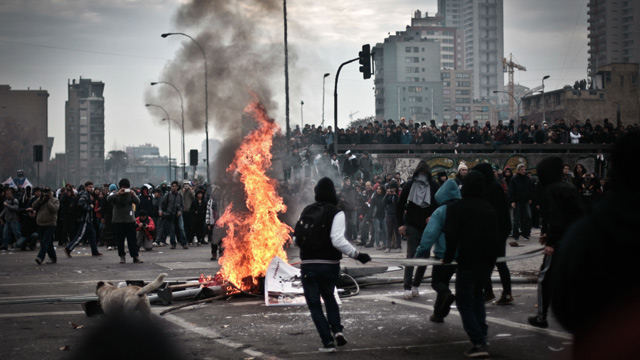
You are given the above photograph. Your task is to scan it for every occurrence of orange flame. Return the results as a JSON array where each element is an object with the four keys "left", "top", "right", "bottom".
[{"left": 215, "top": 100, "right": 292, "bottom": 291}]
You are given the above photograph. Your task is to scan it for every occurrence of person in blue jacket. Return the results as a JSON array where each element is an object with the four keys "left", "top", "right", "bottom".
[{"left": 415, "top": 179, "right": 461, "bottom": 322}]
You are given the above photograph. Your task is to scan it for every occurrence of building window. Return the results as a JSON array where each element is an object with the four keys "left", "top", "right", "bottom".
[
  {"left": 408, "top": 86, "right": 423, "bottom": 93},
  {"left": 406, "top": 47, "right": 412, "bottom": 53}
]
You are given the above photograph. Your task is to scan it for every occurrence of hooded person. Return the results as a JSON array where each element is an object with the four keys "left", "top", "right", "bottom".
[
  {"left": 525, "top": 156, "right": 585, "bottom": 329},
  {"left": 396, "top": 160, "right": 440, "bottom": 299},
  {"left": 473, "top": 163, "right": 513, "bottom": 304},
  {"left": 415, "top": 179, "right": 461, "bottom": 322},
  {"left": 295, "top": 177, "right": 370, "bottom": 352},
  {"left": 551, "top": 131, "right": 640, "bottom": 359},
  {"left": 443, "top": 171, "right": 500, "bottom": 358}
]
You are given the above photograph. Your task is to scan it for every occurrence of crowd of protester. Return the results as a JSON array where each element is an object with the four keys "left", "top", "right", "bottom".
[
  {"left": 281, "top": 117, "right": 636, "bottom": 150},
  {"left": 0, "top": 179, "right": 223, "bottom": 263}
]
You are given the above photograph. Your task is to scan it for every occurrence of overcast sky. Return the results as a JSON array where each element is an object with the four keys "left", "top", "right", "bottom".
[{"left": 0, "top": 0, "right": 589, "bottom": 159}]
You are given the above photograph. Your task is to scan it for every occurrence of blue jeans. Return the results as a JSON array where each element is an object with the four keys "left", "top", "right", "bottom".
[
  {"left": 114, "top": 222, "right": 139, "bottom": 258},
  {"left": 512, "top": 201, "right": 531, "bottom": 239},
  {"left": 36, "top": 226, "right": 57, "bottom": 262},
  {"left": 2, "top": 221, "right": 21, "bottom": 248},
  {"left": 455, "top": 265, "right": 492, "bottom": 347},
  {"left": 17, "top": 232, "right": 39, "bottom": 250},
  {"left": 403, "top": 225, "right": 427, "bottom": 290},
  {"left": 163, "top": 216, "right": 187, "bottom": 246},
  {"left": 373, "top": 217, "right": 386, "bottom": 247},
  {"left": 301, "top": 263, "right": 343, "bottom": 346}
]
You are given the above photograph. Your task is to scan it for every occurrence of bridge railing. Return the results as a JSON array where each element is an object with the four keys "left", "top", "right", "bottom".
[{"left": 334, "top": 143, "right": 613, "bottom": 154}]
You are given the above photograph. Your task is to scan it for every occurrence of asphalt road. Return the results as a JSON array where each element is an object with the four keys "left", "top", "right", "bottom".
[{"left": 0, "top": 230, "right": 572, "bottom": 360}]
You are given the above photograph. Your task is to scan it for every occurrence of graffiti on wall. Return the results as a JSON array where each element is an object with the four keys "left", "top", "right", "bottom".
[{"left": 395, "top": 155, "right": 531, "bottom": 178}]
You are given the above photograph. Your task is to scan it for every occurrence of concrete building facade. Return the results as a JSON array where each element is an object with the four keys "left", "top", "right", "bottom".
[
  {"left": 588, "top": 0, "right": 640, "bottom": 83},
  {"left": 373, "top": 39, "right": 444, "bottom": 123},
  {"left": 522, "top": 63, "right": 640, "bottom": 127},
  {"left": 438, "top": 0, "right": 505, "bottom": 102},
  {"left": 0, "top": 85, "right": 50, "bottom": 183},
  {"left": 65, "top": 78, "right": 105, "bottom": 185}
]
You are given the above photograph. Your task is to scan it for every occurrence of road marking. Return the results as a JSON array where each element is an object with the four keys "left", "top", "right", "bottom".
[
  {"left": 161, "top": 312, "right": 280, "bottom": 359},
  {"left": 373, "top": 295, "right": 572, "bottom": 340},
  {"left": 0, "top": 311, "right": 85, "bottom": 318}
]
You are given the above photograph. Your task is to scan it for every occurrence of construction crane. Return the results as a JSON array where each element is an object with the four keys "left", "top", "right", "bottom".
[
  {"left": 348, "top": 110, "right": 359, "bottom": 121},
  {"left": 502, "top": 53, "right": 526, "bottom": 120}
]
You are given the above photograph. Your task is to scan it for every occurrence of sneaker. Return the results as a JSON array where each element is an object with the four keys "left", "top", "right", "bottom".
[
  {"left": 182, "top": 244, "right": 189, "bottom": 249},
  {"left": 484, "top": 291, "right": 496, "bottom": 303},
  {"left": 384, "top": 248, "right": 390, "bottom": 253},
  {"left": 152, "top": 242, "right": 158, "bottom": 247},
  {"left": 35, "top": 258, "right": 43, "bottom": 265},
  {"left": 464, "top": 345, "right": 489, "bottom": 358},
  {"left": 411, "top": 286, "right": 420, "bottom": 298},
  {"left": 494, "top": 294, "right": 514, "bottom": 305},
  {"left": 509, "top": 241, "right": 520, "bottom": 247},
  {"left": 319, "top": 343, "right": 336, "bottom": 353},
  {"left": 334, "top": 332, "right": 347, "bottom": 346},
  {"left": 403, "top": 290, "right": 413, "bottom": 300},
  {"left": 63, "top": 247, "right": 72, "bottom": 258},
  {"left": 522, "top": 235, "right": 530, "bottom": 240},
  {"left": 92, "top": 252, "right": 103, "bottom": 257},
  {"left": 375, "top": 246, "right": 382, "bottom": 250},
  {"left": 528, "top": 315, "right": 549, "bottom": 328},
  {"left": 119, "top": 256, "right": 126, "bottom": 264},
  {"left": 133, "top": 257, "right": 143, "bottom": 264},
  {"left": 429, "top": 314, "right": 444, "bottom": 323},
  {"left": 170, "top": 245, "right": 176, "bottom": 249},
  {"left": 107, "top": 246, "right": 114, "bottom": 250}
]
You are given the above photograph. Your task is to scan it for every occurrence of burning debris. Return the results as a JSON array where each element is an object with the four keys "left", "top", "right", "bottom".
[{"left": 213, "top": 100, "right": 293, "bottom": 292}]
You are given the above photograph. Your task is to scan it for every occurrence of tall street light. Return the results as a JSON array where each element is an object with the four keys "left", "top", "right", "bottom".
[
  {"left": 151, "top": 81, "right": 185, "bottom": 180},
  {"left": 300, "top": 100, "right": 304, "bottom": 128},
  {"left": 493, "top": 90, "right": 521, "bottom": 121},
  {"left": 161, "top": 32, "right": 210, "bottom": 185},
  {"left": 321, "top": 73, "right": 330, "bottom": 127},
  {"left": 146, "top": 103, "right": 172, "bottom": 182},
  {"left": 542, "top": 75, "right": 550, "bottom": 125}
]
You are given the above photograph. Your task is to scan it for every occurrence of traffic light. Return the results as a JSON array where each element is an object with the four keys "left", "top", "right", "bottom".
[
  {"left": 358, "top": 44, "right": 371, "bottom": 79},
  {"left": 190, "top": 149, "right": 198, "bottom": 166},
  {"left": 33, "top": 145, "right": 43, "bottom": 162}
]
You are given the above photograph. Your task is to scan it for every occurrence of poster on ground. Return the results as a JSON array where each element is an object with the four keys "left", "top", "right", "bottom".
[{"left": 264, "top": 256, "right": 341, "bottom": 307}]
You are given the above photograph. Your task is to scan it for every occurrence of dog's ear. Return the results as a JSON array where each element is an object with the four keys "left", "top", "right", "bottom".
[{"left": 97, "top": 281, "right": 106, "bottom": 290}]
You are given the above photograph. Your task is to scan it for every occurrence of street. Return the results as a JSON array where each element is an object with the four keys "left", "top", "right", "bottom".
[{"left": 0, "top": 229, "right": 572, "bottom": 360}]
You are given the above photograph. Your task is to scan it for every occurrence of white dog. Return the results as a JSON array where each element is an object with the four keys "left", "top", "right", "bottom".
[{"left": 96, "top": 273, "right": 167, "bottom": 316}]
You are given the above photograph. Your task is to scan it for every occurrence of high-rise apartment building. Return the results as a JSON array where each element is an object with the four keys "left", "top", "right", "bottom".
[
  {"left": 373, "top": 38, "right": 443, "bottom": 122},
  {"left": 0, "top": 85, "right": 50, "bottom": 182},
  {"left": 65, "top": 78, "right": 105, "bottom": 184},
  {"left": 438, "top": 0, "right": 504, "bottom": 101},
  {"left": 587, "top": 0, "right": 640, "bottom": 83}
]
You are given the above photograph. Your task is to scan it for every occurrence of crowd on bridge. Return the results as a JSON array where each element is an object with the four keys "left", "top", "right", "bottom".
[{"left": 283, "top": 116, "right": 636, "bottom": 149}]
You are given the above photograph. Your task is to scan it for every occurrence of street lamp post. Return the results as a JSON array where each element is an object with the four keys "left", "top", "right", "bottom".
[
  {"left": 146, "top": 103, "right": 172, "bottom": 182},
  {"left": 300, "top": 100, "right": 304, "bottom": 128},
  {"left": 161, "top": 32, "right": 210, "bottom": 185},
  {"left": 493, "top": 90, "right": 521, "bottom": 121},
  {"left": 162, "top": 118, "right": 172, "bottom": 182},
  {"left": 321, "top": 73, "right": 330, "bottom": 127},
  {"left": 151, "top": 81, "right": 185, "bottom": 180},
  {"left": 542, "top": 75, "right": 550, "bottom": 125}
]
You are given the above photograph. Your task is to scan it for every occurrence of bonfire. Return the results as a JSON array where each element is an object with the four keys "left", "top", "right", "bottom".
[{"left": 213, "top": 100, "right": 292, "bottom": 292}]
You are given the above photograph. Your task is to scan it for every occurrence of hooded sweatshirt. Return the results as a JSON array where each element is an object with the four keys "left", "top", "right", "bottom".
[
  {"left": 415, "top": 179, "right": 461, "bottom": 259},
  {"left": 443, "top": 171, "right": 500, "bottom": 268}
]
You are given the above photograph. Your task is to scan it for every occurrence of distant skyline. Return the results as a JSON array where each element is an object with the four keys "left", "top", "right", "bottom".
[{"left": 0, "top": 0, "right": 589, "bottom": 159}]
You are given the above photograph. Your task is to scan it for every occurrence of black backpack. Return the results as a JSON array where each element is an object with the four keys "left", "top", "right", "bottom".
[{"left": 294, "top": 202, "right": 336, "bottom": 250}]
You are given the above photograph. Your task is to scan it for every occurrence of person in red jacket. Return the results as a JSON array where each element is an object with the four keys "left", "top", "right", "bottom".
[{"left": 135, "top": 210, "right": 156, "bottom": 251}]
